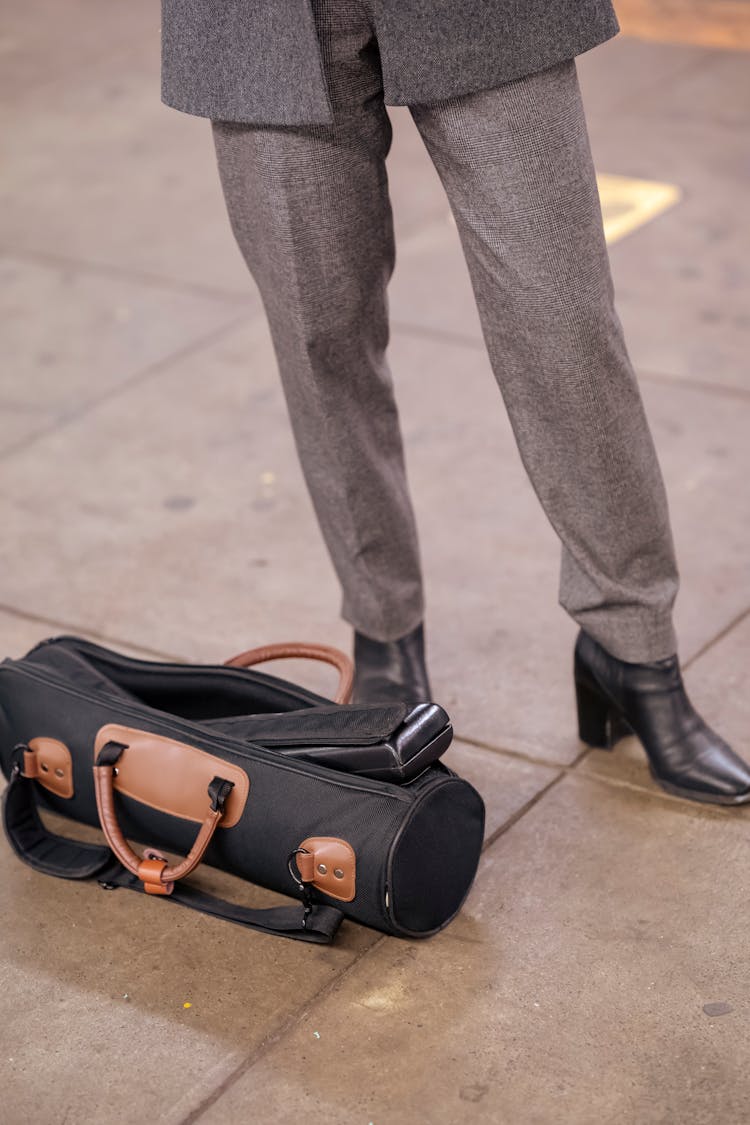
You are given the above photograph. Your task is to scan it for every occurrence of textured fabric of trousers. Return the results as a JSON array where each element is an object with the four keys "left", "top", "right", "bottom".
[{"left": 213, "top": 0, "right": 680, "bottom": 662}]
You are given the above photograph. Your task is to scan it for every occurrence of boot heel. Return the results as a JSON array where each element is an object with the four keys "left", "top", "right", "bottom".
[{"left": 575, "top": 677, "right": 613, "bottom": 749}]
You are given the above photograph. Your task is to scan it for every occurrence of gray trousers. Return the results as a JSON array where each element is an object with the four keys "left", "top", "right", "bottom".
[{"left": 213, "top": 0, "right": 680, "bottom": 662}]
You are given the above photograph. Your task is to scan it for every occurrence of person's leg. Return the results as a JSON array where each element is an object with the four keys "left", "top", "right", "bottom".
[
  {"left": 410, "top": 62, "right": 750, "bottom": 802},
  {"left": 212, "top": 0, "right": 423, "bottom": 644},
  {"left": 411, "top": 60, "right": 679, "bottom": 664}
]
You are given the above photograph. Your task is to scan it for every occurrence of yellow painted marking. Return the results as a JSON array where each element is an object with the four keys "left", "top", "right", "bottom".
[{"left": 597, "top": 173, "right": 681, "bottom": 245}]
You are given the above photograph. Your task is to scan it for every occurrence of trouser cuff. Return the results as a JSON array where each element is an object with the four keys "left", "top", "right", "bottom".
[
  {"left": 341, "top": 598, "right": 424, "bottom": 645},
  {"left": 571, "top": 606, "right": 678, "bottom": 664}
]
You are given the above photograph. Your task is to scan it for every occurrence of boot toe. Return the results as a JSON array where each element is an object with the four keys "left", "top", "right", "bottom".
[
  {"left": 704, "top": 746, "right": 750, "bottom": 802},
  {"left": 655, "top": 729, "right": 750, "bottom": 805}
]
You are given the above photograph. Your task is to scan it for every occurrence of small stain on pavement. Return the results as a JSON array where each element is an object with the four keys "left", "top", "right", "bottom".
[
  {"left": 460, "top": 1084, "right": 488, "bottom": 1103},
  {"left": 163, "top": 495, "right": 196, "bottom": 511},
  {"left": 703, "top": 1002, "right": 733, "bottom": 1017}
]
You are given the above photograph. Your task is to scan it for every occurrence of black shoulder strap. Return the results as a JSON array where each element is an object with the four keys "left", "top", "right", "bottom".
[{"left": 2, "top": 765, "right": 343, "bottom": 945}]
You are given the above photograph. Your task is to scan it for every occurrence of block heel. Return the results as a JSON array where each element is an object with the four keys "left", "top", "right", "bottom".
[{"left": 574, "top": 675, "right": 614, "bottom": 749}]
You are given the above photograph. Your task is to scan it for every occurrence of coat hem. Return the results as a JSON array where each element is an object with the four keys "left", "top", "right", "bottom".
[
  {"left": 161, "top": 13, "right": 619, "bottom": 126},
  {"left": 383, "top": 19, "right": 620, "bottom": 108}
]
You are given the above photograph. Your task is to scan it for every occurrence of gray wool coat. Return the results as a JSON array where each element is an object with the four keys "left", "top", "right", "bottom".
[{"left": 161, "top": 1, "right": 619, "bottom": 125}]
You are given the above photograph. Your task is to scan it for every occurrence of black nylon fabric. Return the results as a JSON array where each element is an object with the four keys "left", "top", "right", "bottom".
[
  {"left": 388, "top": 778, "right": 485, "bottom": 935},
  {"left": 23, "top": 645, "right": 136, "bottom": 703},
  {"left": 2, "top": 767, "right": 343, "bottom": 943},
  {"left": 0, "top": 638, "right": 485, "bottom": 939},
  {"left": 2, "top": 761, "right": 112, "bottom": 879},
  {"left": 205, "top": 702, "right": 410, "bottom": 743}
]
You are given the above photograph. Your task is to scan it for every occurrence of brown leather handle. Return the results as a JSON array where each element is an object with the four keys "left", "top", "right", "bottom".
[
  {"left": 93, "top": 744, "right": 232, "bottom": 895},
  {"left": 224, "top": 642, "right": 354, "bottom": 704}
]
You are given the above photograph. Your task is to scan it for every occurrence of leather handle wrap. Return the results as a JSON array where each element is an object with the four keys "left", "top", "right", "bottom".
[
  {"left": 93, "top": 744, "right": 232, "bottom": 895},
  {"left": 224, "top": 642, "right": 354, "bottom": 704}
]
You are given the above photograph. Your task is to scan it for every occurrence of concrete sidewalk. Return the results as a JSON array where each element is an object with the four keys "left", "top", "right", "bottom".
[{"left": 1, "top": 5, "right": 749, "bottom": 1122}]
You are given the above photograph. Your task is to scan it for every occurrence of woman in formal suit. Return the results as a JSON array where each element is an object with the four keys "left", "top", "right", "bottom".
[{"left": 161, "top": 0, "right": 750, "bottom": 805}]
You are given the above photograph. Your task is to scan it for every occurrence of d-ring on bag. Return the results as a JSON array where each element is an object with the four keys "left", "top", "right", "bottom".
[{"left": 0, "top": 636, "right": 484, "bottom": 944}]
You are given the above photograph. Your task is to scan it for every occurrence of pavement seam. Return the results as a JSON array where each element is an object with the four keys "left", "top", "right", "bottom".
[
  {"left": 682, "top": 604, "right": 750, "bottom": 669},
  {"left": 390, "top": 321, "right": 750, "bottom": 402},
  {"left": 177, "top": 932, "right": 388, "bottom": 1124},
  {"left": 461, "top": 730, "right": 750, "bottom": 814},
  {"left": 568, "top": 764, "right": 748, "bottom": 819},
  {"left": 0, "top": 311, "right": 249, "bottom": 463},
  {"left": 480, "top": 760, "right": 573, "bottom": 851},
  {"left": 1, "top": 246, "right": 252, "bottom": 305},
  {"left": 0, "top": 601, "right": 185, "bottom": 662},
  {"left": 634, "top": 368, "right": 750, "bottom": 403},
  {"left": 454, "top": 732, "right": 574, "bottom": 772}
]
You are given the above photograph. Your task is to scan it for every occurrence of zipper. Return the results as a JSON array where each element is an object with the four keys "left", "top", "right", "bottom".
[{"left": 2, "top": 661, "right": 413, "bottom": 803}]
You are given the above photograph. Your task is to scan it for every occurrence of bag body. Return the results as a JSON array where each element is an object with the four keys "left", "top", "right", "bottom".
[{"left": 0, "top": 637, "right": 484, "bottom": 943}]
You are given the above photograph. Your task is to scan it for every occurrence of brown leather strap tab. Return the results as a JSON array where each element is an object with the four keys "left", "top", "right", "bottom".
[
  {"left": 296, "top": 837, "right": 356, "bottom": 902},
  {"left": 93, "top": 756, "right": 229, "bottom": 893},
  {"left": 22, "top": 739, "right": 74, "bottom": 799},
  {"left": 138, "top": 856, "right": 173, "bottom": 896},
  {"left": 94, "top": 725, "right": 248, "bottom": 827},
  {"left": 224, "top": 642, "right": 354, "bottom": 705}
]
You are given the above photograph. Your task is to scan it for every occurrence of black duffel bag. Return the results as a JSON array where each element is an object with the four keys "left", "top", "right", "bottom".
[{"left": 0, "top": 635, "right": 484, "bottom": 945}]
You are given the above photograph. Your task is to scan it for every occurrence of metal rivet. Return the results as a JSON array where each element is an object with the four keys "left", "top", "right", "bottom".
[
  {"left": 333, "top": 868, "right": 344, "bottom": 880},
  {"left": 40, "top": 763, "right": 49, "bottom": 772},
  {"left": 54, "top": 768, "right": 65, "bottom": 778},
  {"left": 317, "top": 863, "right": 327, "bottom": 875}
]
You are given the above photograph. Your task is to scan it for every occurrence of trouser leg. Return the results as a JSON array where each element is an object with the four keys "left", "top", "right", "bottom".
[
  {"left": 411, "top": 60, "right": 679, "bottom": 662},
  {"left": 212, "top": 2, "right": 423, "bottom": 641}
]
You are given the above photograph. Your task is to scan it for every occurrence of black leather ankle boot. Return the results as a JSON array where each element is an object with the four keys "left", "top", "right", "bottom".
[
  {"left": 353, "top": 623, "right": 432, "bottom": 704},
  {"left": 574, "top": 630, "right": 750, "bottom": 805}
]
